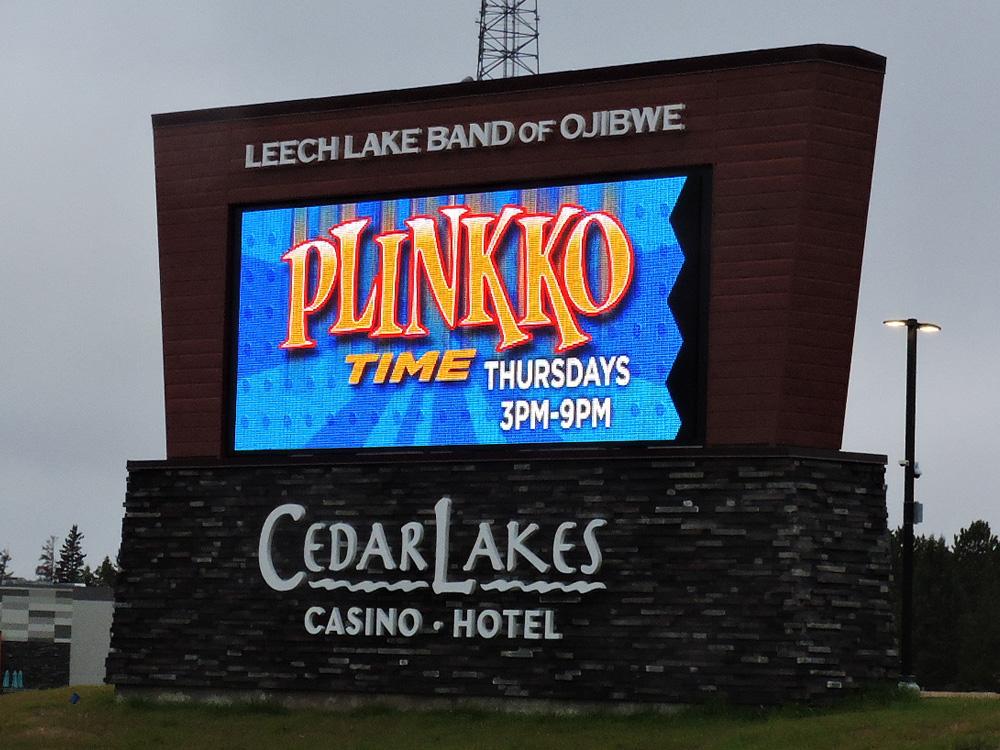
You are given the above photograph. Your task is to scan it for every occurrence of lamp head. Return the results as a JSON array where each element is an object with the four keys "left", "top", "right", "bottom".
[{"left": 883, "top": 319, "right": 941, "bottom": 333}]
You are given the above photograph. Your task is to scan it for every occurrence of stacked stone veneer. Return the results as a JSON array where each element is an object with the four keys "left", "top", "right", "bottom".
[
  {"left": 2, "top": 641, "right": 71, "bottom": 689},
  {"left": 108, "top": 452, "right": 895, "bottom": 706}
]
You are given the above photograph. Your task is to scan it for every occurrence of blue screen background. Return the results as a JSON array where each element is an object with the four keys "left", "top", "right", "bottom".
[{"left": 234, "top": 175, "right": 689, "bottom": 450}]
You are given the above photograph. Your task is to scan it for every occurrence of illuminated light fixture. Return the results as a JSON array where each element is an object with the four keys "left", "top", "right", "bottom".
[
  {"left": 883, "top": 318, "right": 941, "bottom": 333},
  {"left": 883, "top": 315, "right": 940, "bottom": 689}
]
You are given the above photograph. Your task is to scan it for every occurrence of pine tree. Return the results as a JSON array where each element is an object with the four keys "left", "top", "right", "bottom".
[
  {"left": 892, "top": 520, "right": 1000, "bottom": 690},
  {"left": 94, "top": 555, "right": 119, "bottom": 588},
  {"left": 911, "top": 533, "right": 959, "bottom": 688},
  {"left": 952, "top": 521, "right": 1000, "bottom": 689},
  {"left": 0, "top": 547, "right": 12, "bottom": 584},
  {"left": 55, "top": 525, "right": 86, "bottom": 584},
  {"left": 35, "top": 535, "right": 58, "bottom": 582}
]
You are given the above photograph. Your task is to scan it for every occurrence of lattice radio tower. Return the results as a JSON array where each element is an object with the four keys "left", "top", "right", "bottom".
[{"left": 477, "top": 0, "right": 539, "bottom": 80}]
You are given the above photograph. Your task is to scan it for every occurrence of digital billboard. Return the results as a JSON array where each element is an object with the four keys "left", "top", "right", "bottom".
[{"left": 231, "top": 173, "right": 703, "bottom": 452}]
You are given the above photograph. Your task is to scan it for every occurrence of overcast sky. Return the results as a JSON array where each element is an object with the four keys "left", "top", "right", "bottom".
[{"left": 1, "top": 1, "right": 997, "bottom": 577}]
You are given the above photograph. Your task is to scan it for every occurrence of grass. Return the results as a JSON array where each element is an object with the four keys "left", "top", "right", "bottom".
[{"left": 1, "top": 686, "right": 999, "bottom": 749}]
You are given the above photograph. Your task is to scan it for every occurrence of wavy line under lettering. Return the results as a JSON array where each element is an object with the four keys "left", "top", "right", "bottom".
[
  {"left": 480, "top": 580, "right": 606, "bottom": 593},
  {"left": 309, "top": 579, "right": 430, "bottom": 592}
]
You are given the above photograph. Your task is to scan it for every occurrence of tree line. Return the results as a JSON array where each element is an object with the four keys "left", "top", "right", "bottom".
[
  {"left": 891, "top": 520, "right": 1000, "bottom": 691},
  {"left": 0, "top": 525, "right": 117, "bottom": 588}
]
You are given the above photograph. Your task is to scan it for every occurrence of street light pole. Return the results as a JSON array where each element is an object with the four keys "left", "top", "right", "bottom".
[
  {"left": 884, "top": 317, "right": 940, "bottom": 686},
  {"left": 902, "top": 319, "right": 917, "bottom": 682}
]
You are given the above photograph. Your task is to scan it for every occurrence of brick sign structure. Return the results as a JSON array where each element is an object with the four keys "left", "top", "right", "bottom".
[{"left": 109, "top": 44, "right": 895, "bottom": 707}]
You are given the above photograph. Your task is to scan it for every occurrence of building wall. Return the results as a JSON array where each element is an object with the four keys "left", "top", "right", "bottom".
[
  {"left": 0, "top": 586, "right": 74, "bottom": 643},
  {"left": 0, "top": 585, "right": 114, "bottom": 688},
  {"left": 2, "top": 641, "right": 70, "bottom": 690},
  {"left": 70, "top": 597, "right": 115, "bottom": 685}
]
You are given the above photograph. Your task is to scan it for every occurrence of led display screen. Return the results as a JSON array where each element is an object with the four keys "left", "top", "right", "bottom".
[{"left": 232, "top": 173, "right": 703, "bottom": 451}]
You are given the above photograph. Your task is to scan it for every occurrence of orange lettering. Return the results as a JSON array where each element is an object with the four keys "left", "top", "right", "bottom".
[
  {"left": 404, "top": 207, "right": 467, "bottom": 336},
  {"left": 372, "top": 230, "right": 407, "bottom": 337},
  {"left": 459, "top": 206, "right": 530, "bottom": 352},
  {"left": 562, "top": 213, "right": 634, "bottom": 315},
  {"left": 280, "top": 239, "right": 338, "bottom": 349},
  {"left": 516, "top": 206, "right": 590, "bottom": 352},
  {"left": 389, "top": 350, "right": 440, "bottom": 383},
  {"left": 279, "top": 204, "right": 636, "bottom": 355},
  {"left": 328, "top": 219, "right": 379, "bottom": 334}
]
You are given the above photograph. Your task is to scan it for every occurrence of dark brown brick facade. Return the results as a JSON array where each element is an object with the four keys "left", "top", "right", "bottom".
[{"left": 152, "top": 44, "right": 885, "bottom": 457}]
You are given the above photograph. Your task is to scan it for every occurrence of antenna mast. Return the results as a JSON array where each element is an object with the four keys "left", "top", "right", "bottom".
[{"left": 477, "top": 0, "right": 539, "bottom": 80}]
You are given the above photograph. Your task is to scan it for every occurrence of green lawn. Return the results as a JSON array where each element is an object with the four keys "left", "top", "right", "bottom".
[{"left": 2, "top": 686, "right": 999, "bottom": 750}]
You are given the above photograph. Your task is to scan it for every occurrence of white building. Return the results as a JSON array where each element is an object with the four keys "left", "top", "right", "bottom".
[{"left": 0, "top": 583, "right": 114, "bottom": 689}]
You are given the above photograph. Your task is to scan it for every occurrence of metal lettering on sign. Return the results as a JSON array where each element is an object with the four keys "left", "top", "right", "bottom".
[
  {"left": 243, "top": 105, "right": 686, "bottom": 168},
  {"left": 259, "top": 496, "right": 607, "bottom": 640}
]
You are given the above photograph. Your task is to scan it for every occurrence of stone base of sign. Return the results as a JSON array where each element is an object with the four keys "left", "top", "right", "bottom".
[{"left": 108, "top": 448, "right": 896, "bottom": 707}]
